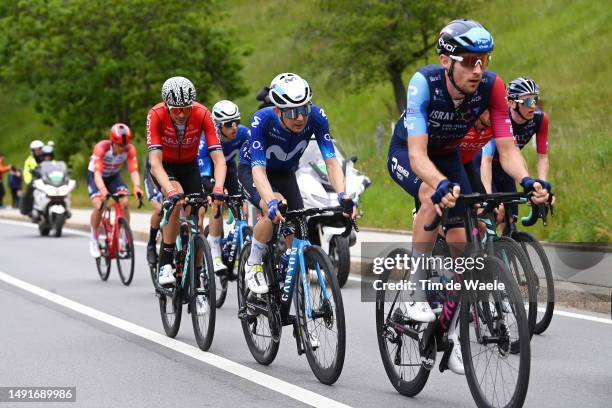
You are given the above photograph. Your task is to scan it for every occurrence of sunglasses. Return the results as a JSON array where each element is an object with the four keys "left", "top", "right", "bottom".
[
  {"left": 167, "top": 105, "right": 193, "bottom": 115},
  {"left": 222, "top": 119, "right": 240, "bottom": 128},
  {"left": 514, "top": 97, "right": 538, "bottom": 107},
  {"left": 112, "top": 142, "right": 128, "bottom": 149},
  {"left": 281, "top": 103, "right": 312, "bottom": 120},
  {"left": 449, "top": 54, "right": 491, "bottom": 69}
]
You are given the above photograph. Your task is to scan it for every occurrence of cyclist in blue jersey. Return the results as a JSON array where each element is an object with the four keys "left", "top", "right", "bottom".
[
  {"left": 481, "top": 77, "right": 553, "bottom": 222},
  {"left": 197, "top": 100, "right": 250, "bottom": 272},
  {"left": 238, "top": 72, "right": 357, "bottom": 295},
  {"left": 387, "top": 19, "right": 552, "bottom": 375}
]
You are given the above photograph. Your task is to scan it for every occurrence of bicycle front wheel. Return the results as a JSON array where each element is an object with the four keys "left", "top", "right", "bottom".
[
  {"left": 460, "top": 255, "right": 531, "bottom": 408},
  {"left": 116, "top": 218, "right": 135, "bottom": 286},
  {"left": 190, "top": 234, "right": 216, "bottom": 351},
  {"left": 512, "top": 231, "right": 555, "bottom": 334},
  {"left": 296, "top": 245, "right": 346, "bottom": 385}
]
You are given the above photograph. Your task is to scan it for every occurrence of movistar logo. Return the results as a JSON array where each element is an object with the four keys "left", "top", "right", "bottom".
[
  {"left": 266, "top": 140, "right": 308, "bottom": 162},
  {"left": 251, "top": 116, "right": 261, "bottom": 128}
]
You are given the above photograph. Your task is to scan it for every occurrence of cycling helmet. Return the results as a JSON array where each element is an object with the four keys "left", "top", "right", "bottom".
[
  {"left": 507, "top": 77, "right": 540, "bottom": 100},
  {"left": 161, "top": 76, "right": 196, "bottom": 107},
  {"left": 212, "top": 100, "right": 241, "bottom": 123},
  {"left": 268, "top": 73, "right": 312, "bottom": 108},
  {"left": 109, "top": 123, "right": 132, "bottom": 145},
  {"left": 437, "top": 19, "right": 494, "bottom": 55},
  {"left": 30, "top": 140, "right": 44, "bottom": 150}
]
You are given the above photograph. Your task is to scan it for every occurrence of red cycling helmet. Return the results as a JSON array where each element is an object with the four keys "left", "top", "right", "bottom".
[{"left": 109, "top": 123, "right": 132, "bottom": 145}]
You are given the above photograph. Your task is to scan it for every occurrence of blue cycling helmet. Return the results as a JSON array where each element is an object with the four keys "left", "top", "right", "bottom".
[{"left": 437, "top": 19, "right": 494, "bottom": 55}]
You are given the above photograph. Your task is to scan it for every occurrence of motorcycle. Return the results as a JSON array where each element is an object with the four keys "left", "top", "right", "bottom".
[
  {"left": 296, "top": 136, "right": 371, "bottom": 287},
  {"left": 31, "top": 161, "right": 76, "bottom": 237}
]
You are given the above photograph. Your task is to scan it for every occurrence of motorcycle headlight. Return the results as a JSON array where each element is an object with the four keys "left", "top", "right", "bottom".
[{"left": 56, "top": 185, "right": 70, "bottom": 196}]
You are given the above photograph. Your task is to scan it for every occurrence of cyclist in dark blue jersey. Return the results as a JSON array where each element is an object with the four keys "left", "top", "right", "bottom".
[
  {"left": 196, "top": 100, "right": 251, "bottom": 273},
  {"left": 481, "top": 77, "right": 553, "bottom": 221},
  {"left": 387, "top": 19, "right": 552, "bottom": 375},
  {"left": 238, "top": 73, "right": 356, "bottom": 295}
]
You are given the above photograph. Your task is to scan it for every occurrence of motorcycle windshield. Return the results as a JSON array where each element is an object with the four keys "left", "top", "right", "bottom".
[{"left": 39, "top": 161, "right": 68, "bottom": 187}]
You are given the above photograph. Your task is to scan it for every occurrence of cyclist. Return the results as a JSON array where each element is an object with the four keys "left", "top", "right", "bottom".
[
  {"left": 20, "top": 140, "right": 45, "bottom": 217},
  {"left": 387, "top": 19, "right": 552, "bottom": 374},
  {"left": 459, "top": 109, "right": 493, "bottom": 194},
  {"left": 481, "top": 77, "right": 552, "bottom": 220},
  {"left": 144, "top": 155, "right": 163, "bottom": 266},
  {"left": 147, "top": 76, "right": 226, "bottom": 286},
  {"left": 197, "top": 99, "right": 250, "bottom": 272},
  {"left": 238, "top": 72, "right": 356, "bottom": 296},
  {"left": 88, "top": 123, "right": 142, "bottom": 258}
]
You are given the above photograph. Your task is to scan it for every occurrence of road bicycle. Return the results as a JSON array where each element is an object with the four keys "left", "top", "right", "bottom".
[
  {"left": 376, "top": 192, "right": 531, "bottom": 408},
  {"left": 203, "top": 194, "right": 253, "bottom": 308},
  {"left": 95, "top": 193, "right": 142, "bottom": 285},
  {"left": 237, "top": 205, "right": 357, "bottom": 385},
  {"left": 154, "top": 193, "right": 216, "bottom": 351}
]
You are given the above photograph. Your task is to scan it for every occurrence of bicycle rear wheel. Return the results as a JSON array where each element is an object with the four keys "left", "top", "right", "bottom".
[
  {"left": 296, "top": 245, "right": 346, "bottom": 385},
  {"left": 95, "top": 221, "right": 112, "bottom": 281},
  {"left": 237, "top": 242, "right": 280, "bottom": 365},
  {"left": 493, "top": 236, "right": 537, "bottom": 339},
  {"left": 375, "top": 247, "right": 431, "bottom": 396},
  {"left": 190, "top": 234, "right": 216, "bottom": 351},
  {"left": 116, "top": 218, "right": 135, "bottom": 286},
  {"left": 512, "top": 231, "right": 555, "bottom": 334},
  {"left": 460, "top": 255, "right": 530, "bottom": 408}
]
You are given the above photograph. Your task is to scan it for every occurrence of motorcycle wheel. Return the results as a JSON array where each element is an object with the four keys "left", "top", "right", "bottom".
[
  {"left": 39, "top": 221, "right": 50, "bottom": 237},
  {"left": 52, "top": 214, "right": 64, "bottom": 237}
]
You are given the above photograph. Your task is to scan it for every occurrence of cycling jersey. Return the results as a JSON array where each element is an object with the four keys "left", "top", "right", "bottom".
[
  {"left": 88, "top": 140, "right": 138, "bottom": 177},
  {"left": 394, "top": 65, "right": 512, "bottom": 156},
  {"left": 198, "top": 125, "right": 250, "bottom": 177},
  {"left": 482, "top": 109, "right": 549, "bottom": 159},
  {"left": 239, "top": 105, "right": 336, "bottom": 171},
  {"left": 459, "top": 126, "right": 494, "bottom": 164},
  {"left": 146, "top": 101, "right": 221, "bottom": 164}
]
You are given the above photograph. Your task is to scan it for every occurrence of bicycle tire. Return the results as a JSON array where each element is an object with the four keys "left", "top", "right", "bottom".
[
  {"left": 95, "top": 220, "right": 112, "bottom": 281},
  {"left": 492, "top": 236, "right": 537, "bottom": 339},
  {"left": 512, "top": 231, "right": 555, "bottom": 334},
  {"left": 203, "top": 224, "right": 228, "bottom": 309},
  {"left": 375, "top": 247, "right": 431, "bottom": 396},
  {"left": 296, "top": 245, "right": 346, "bottom": 385},
  {"left": 190, "top": 234, "right": 216, "bottom": 351},
  {"left": 330, "top": 235, "right": 351, "bottom": 288},
  {"left": 460, "top": 255, "right": 531, "bottom": 408},
  {"left": 158, "top": 238, "right": 182, "bottom": 338},
  {"left": 237, "top": 242, "right": 280, "bottom": 365},
  {"left": 116, "top": 218, "right": 135, "bottom": 286}
]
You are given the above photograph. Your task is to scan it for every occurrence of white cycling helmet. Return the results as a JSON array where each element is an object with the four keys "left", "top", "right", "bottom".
[
  {"left": 161, "top": 76, "right": 196, "bottom": 107},
  {"left": 212, "top": 100, "right": 241, "bottom": 123},
  {"left": 30, "top": 140, "right": 44, "bottom": 150},
  {"left": 268, "top": 73, "right": 312, "bottom": 108}
]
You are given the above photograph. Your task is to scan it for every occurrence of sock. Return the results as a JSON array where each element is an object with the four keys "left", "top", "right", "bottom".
[
  {"left": 91, "top": 227, "right": 98, "bottom": 240},
  {"left": 149, "top": 226, "right": 159, "bottom": 246},
  {"left": 159, "top": 242, "right": 175, "bottom": 267},
  {"left": 208, "top": 235, "right": 222, "bottom": 258},
  {"left": 410, "top": 248, "right": 431, "bottom": 302},
  {"left": 247, "top": 238, "right": 266, "bottom": 266}
]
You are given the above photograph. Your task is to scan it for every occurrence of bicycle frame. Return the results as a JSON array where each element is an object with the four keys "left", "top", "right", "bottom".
[{"left": 100, "top": 198, "right": 125, "bottom": 259}]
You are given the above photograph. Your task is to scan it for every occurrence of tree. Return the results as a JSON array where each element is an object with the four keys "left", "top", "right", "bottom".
[
  {"left": 301, "top": 0, "right": 477, "bottom": 114},
  {"left": 0, "top": 0, "right": 246, "bottom": 158}
]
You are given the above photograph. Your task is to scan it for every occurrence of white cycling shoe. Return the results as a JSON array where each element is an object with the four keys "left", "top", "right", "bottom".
[
  {"left": 403, "top": 301, "right": 436, "bottom": 323},
  {"left": 245, "top": 263, "right": 268, "bottom": 294},
  {"left": 158, "top": 264, "right": 176, "bottom": 286},
  {"left": 447, "top": 333, "right": 465, "bottom": 375},
  {"left": 213, "top": 257, "right": 228, "bottom": 274},
  {"left": 89, "top": 239, "right": 101, "bottom": 258}
]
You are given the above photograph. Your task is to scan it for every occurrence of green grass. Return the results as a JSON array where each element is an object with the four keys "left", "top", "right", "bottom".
[{"left": 1, "top": 0, "right": 610, "bottom": 241}]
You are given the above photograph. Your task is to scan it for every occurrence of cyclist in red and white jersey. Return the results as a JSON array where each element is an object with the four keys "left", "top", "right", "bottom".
[
  {"left": 147, "top": 76, "right": 226, "bottom": 285},
  {"left": 88, "top": 123, "right": 142, "bottom": 257}
]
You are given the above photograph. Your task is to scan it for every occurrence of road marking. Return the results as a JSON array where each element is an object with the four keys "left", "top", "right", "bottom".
[
  {"left": 2, "top": 218, "right": 611, "bottom": 327},
  {"left": 0, "top": 270, "right": 352, "bottom": 408}
]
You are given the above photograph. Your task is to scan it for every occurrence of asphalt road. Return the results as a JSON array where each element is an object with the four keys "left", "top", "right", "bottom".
[{"left": 0, "top": 219, "right": 611, "bottom": 408}]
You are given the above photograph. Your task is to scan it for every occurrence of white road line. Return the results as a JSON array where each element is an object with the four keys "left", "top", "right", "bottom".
[
  {"left": 0, "top": 270, "right": 352, "bottom": 408},
  {"left": 3, "top": 218, "right": 611, "bottom": 327}
]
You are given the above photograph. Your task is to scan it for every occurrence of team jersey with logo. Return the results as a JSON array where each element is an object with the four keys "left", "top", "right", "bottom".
[
  {"left": 88, "top": 140, "right": 138, "bottom": 177},
  {"left": 239, "top": 105, "right": 336, "bottom": 171},
  {"left": 459, "top": 126, "right": 494, "bottom": 164},
  {"left": 392, "top": 65, "right": 512, "bottom": 156},
  {"left": 146, "top": 101, "right": 221, "bottom": 164},
  {"left": 483, "top": 109, "right": 549, "bottom": 159},
  {"left": 198, "top": 125, "right": 250, "bottom": 177}
]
